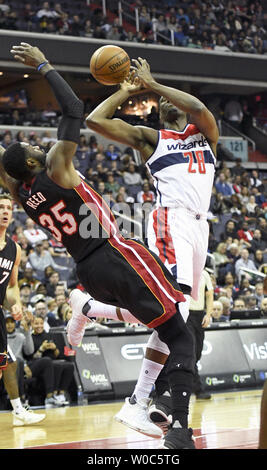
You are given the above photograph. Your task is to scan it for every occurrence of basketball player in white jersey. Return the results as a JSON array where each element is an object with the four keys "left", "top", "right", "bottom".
[{"left": 71, "top": 57, "right": 218, "bottom": 445}]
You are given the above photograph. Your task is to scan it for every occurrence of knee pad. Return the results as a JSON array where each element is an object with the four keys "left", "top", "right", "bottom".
[{"left": 147, "top": 330, "right": 170, "bottom": 356}]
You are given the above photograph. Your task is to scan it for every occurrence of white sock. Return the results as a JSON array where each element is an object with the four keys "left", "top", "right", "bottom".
[
  {"left": 133, "top": 358, "right": 164, "bottom": 402},
  {"left": 86, "top": 300, "right": 139, "bottom": 324},
  {"left": 11, "top": 397, "right": 24, "bottom": 414}
]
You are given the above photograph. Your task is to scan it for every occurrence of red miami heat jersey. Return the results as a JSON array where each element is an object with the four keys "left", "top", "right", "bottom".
[
  {"left": 146, "top": 124, "right": 216, "bottom": 214},
  {"left": 18, "top": 170, "right": 120, "bottom": 263}
]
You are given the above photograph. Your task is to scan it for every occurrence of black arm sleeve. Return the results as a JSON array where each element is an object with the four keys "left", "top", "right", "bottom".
[{"left": 45, "top": 69, "right": 84, "bottom": 143}]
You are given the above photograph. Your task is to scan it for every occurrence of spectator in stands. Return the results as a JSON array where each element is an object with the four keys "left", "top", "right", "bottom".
[
  {"left": 6, "top": 310, "right": 61, "bottom": 407},
  {"left": 250, "top": 169, "right": 263, "bottom": 189},
  {"left": 19, "top": 283, "right": 32, "bottom": 310},
  {"left": 34, "top": 300, "right": 50, "bottom": 330},
  {"left": 239, "top": 185, "right": 250, "bottom": 206},
  {"left": 30, "top": 282, "right": 51, "bottom": 304},
  {"left": 18, "top": 265, "right": 40, "bottom": 292},
  {"left": 237, "top": 221, "right": 254, "bottom": 245},
  {"left": 28, "top": 241, "right": 68, "bottom": 274},
  {"left": 251, "top": 186, "right": 266, "bottom": 208},
  {"left": 0, "top": 131, "right": 13, "bottom": 148},
  {"left": 105, "top": 172, "right": 120, "bottom": 198},
  {"left": 232, "top": 175, "right": 242, "bottom": 195},
  {"left": 211, "top": 300, "right": 224, "bottom": 322},
  {"left": 254, "top": 249, "right": 265, "bottom": 269},
  {"left": 24, "top": 315, "right": 69, "bottom": 407},
  {"left": 45, "top": 270, "right": 60, "bottom": 297},
  {"left": 209, "top": 190, "right": 228, "bottom": 216},
  {"left": 260, "top": 297, "right": 267, "bottom": 317},
  {"left": 235, "top": 248, "right": 258, "bottom": 283},
  {"left": 224, "top": 96, "right": 243, "bottom": 130},
  {"left": 16, "top": 232, "right": 31, "bottom": 255},
  {"left": 95, "top": 162, "right": 109, "bottom": 182},
  {"left": 47, "top": 303, "right": 64, "bottom": 328},
  {"left": 153, "top": 13, "right": 168, "bottom": 37},
  {"left": 222, "top": 271, "right": 239, "bottom": 298},
  {"left": 30, "top": 315, "right": 74, "bottom": 406},
  {"left": 217, "top": 296, "right": 231, "bottom": 321},
  {"left": 215, "top": 172, "right": 233, "bottom": 197},
  {"left": 229, "top": 193, "right": 242, "bottom": 216},
  {"left": 70, "top": 14, "right": 84, "bottom": 37},
  {"left": 246, "top": 195, "right": 257, "bottom": 216},
  {"left": 0, "top": 0, "right": 9, "bottom": 13},
  {"left": 36, "top": 1, "right": 59, "bottom": 20},
  {"left": 227, "top": 243, "right": 240, "bottom": 269},
  {"left": 220, "top": 219, "right": 238, "bottom": 242},
  {"left": 245, "top": 295, "right": 258, "bottom": 310},
  {"left": 255, "top": 282, "right": 265, "bottom": 308},
  {"left": 232, "top": 298, "right": 246, "bottom": 310},
  {"left": 238, "top": 276, "right": 254, "bottom": 297},
  {"left": 55, "top": 293, "right": 67, "bottom": 309},
  {"left": 250, "top": 229, "right": 266, "bottom": 254},
  {"left": 137, "top": 181, "right": 156, "bottom": 204},
  {"left": 54, "top": 283, "right": 68, "bottom": 298},
  {"left": 84, "top": 18, "right": 94, "bottom": 38},
  {"left": 57, "top": 302, "right": 72, "bottom": 326},
  {"left": 257, "top": 218, "right": 267, "bottom": 241},
  {"left": 23, "top": 217, "right": 48, "bottom": 246},
  {"left": 123, "top": 162, "right": 143, "bottom": 186},
  {"left": 231, "top": 158, "right": 246, "bottom": 177},
  {"left": 105, "top": 143, "right": 121, "bottom": 161},
  {"left": 213, "top": 242, "right": 232, "bottom": 281}
]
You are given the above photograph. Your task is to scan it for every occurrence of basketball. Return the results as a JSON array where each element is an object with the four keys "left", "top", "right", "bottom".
[{"left": 90, "top": 45, "right": 130, "bottom": 86}]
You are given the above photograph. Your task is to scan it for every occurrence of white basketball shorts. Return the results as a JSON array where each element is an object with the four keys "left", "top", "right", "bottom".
[{"left": 147, "top": 206, "right": 209, "bottom": 300}]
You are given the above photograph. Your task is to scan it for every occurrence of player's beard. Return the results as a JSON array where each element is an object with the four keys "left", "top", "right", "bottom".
[{"left": 37, "top": 151, "right": 47, "bottom": 167}]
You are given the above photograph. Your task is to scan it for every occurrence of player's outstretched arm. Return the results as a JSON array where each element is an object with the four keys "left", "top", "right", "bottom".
[
  {"left": 86, "top": 72, "right": 158, "bottom": 158},
  {"left": 132, "top": 58, "right": 219, "bottom": 154},
  {"left": 10, "top": 43, "right": 84, "bottom": 171}
]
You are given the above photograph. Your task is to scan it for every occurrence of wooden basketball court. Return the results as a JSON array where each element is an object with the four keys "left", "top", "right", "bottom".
[{"left": 0, "top": 388, "right": 262, "bottom": 450}]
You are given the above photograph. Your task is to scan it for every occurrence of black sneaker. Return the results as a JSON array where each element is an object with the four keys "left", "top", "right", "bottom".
[
  {"left": 148, "top": 394, "right": 173, "bottom": 426},
  {"left": 160, "top": 427, "right": 195, "bottom": 449}
]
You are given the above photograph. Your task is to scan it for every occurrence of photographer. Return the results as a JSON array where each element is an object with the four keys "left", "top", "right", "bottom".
[{"left": 29, "top": 316, "right": 74, "bottom": 406}]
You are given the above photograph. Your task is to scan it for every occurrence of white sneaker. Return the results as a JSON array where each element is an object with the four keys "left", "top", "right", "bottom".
[
  {"left": 114, "top": 397, "right": 163, "bottom": 438},
  {"left": 56, "top": 394, "right": 69, "bottom": 406},
  {"left": 67, "top": 289, "right": 93, "bottom": 346},
  {"left": 45, "top": 395, "right": 63, "bottom": 408},
  {"left": 12, "top": 406, "right": 46, "bottom": 426}
]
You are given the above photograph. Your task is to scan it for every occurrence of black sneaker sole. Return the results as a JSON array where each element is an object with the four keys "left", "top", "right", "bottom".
[{"left": 148, "top": 404, "right": 172, "bottom": 424}]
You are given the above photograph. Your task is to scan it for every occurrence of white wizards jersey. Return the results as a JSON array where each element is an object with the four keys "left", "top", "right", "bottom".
[{"left": 146, "top": 125, "right": 216, "bottom": 214}]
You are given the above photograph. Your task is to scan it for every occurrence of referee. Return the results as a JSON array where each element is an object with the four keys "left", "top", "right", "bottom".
[{"left": 187, "top": 269, "right": 214, "bottom": 399}]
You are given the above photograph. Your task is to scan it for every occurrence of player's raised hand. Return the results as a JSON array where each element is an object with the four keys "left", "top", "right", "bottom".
[
  {"left": 120, "top": 70, "right": 145, "bottom": 95},
  {"left": 10, "top": 42, "right": 48, "bottom": 68},
  {"left": 131, "top": 58, "right": 156, "bottom": 88}
]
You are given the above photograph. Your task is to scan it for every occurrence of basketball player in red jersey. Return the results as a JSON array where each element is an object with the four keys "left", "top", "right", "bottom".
[
  {"left": 85, "top": 58, "right": 219, "bottom": 438},
  {"left": 1, "top": 43, "right": 195, "bottom": 448}
]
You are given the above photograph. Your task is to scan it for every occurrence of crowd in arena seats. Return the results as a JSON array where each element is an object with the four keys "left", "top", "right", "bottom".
[{"left": 0, "top": 0, "right": 266, "bottom": 54}]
